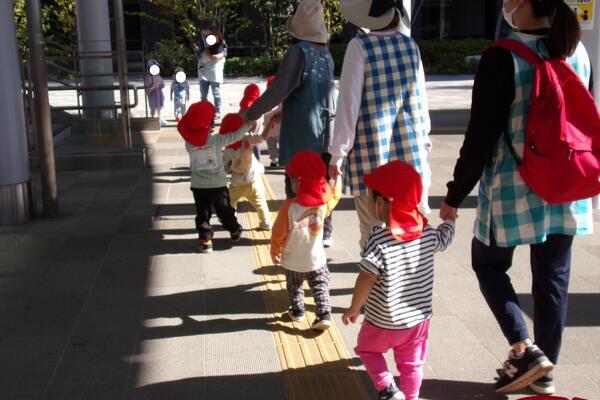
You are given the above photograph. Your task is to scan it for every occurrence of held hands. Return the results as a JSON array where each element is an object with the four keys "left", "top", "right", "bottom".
[
  {"left": 439, "top": 200, "right": 458, "bottom": 221},
  {"left": 342, "top": 307, "right": 361, "bottom": 325},
  {"left": 329, "top": 165, "right": 342, "bottom": 180}
]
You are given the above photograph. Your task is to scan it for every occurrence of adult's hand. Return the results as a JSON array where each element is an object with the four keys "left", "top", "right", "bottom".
[
  {"left": 329, "top": 165, "right": 342, "bottom": 180},
  {"left": 439, "top": 200, "right": 458, "bottom": 221}
]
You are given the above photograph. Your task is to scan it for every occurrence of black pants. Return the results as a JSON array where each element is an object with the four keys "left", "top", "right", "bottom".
[
  {"left": 191, "top": 187, "right": 241, "bottom": 240},
  {"left": 284, "top": 152, "right": 333, "bottom": 239},
  {"left": 472, "top": 231, "right": 573, "bottom": 364}
]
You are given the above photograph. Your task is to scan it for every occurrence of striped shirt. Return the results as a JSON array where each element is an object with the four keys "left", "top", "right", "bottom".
[{"left": 360, "top": 222, "right": 455, "bottom": 330}]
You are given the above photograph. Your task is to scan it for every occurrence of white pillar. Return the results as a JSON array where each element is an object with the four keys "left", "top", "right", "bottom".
[
  {"left": 75, "top": 0, "right": 115, "bottom": 119},
  {"left": 579, "top": 1, "right": 599, "bottom": 209},
  {"left": 0, "top": 0, "right": 30, "bottom": 225}
]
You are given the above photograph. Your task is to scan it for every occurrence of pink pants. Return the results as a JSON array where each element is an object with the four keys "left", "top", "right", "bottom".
[{"left": 355, "top": 319, "right": 430, "bottom": 400}]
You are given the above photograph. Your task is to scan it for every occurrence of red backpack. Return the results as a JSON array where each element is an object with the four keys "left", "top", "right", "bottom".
[{"left": 492, "top": 39, "right": 600, "bottom": 204}]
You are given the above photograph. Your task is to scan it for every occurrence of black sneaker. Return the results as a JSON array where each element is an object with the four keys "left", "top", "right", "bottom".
[
  {"left": 269, "top": 162, "right": 278, "bottom": 168},
  {"left": 311, "top": 313, "right": 332, "bottom": 331},
  {"left": 378, "top": 382, "right": 405, "bottom": 400},
  {"left": 529, "top": 372, "right": 555, "bottom": 395},
  {"left": 230, "top": 230, "right": 242, "bottom": 242},
  {"left": 199, "top": 240, "right": 213, "bottom": 254},
  {"left": 495, "top": 345, "right": 554, "bottom": 394},
  {"left": 288, "top": 307, "right": 305, "bottom": 322}
]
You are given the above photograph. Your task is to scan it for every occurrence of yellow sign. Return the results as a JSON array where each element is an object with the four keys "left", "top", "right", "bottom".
[{"left": 566, "top": 0, "right": 595, "bottom": 30}]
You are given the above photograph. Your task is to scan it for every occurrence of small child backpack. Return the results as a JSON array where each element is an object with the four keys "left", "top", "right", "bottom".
[{"left": 491, "top": 39, "right": 600, "bottom": 204}]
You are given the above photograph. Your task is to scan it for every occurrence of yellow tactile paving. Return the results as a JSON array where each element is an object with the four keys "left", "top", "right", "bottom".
[{"left": 244, "top": 176, "right": 371, "bottom": 400}]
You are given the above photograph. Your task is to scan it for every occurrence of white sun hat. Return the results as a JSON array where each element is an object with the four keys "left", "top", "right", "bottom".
[
  {"left": 340, "top": 0, "right": 409, "bottom": 31},
  {"left": 285, "top": 0, "right": 330, "bottom": 44}
]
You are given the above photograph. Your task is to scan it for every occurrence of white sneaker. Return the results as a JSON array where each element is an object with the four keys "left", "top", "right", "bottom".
[
  {"left": 259, "top": 220, "right": 272, "bottom": 231},
  {"left": 323, "top": 237, "right": 332, "bottom": 248}
]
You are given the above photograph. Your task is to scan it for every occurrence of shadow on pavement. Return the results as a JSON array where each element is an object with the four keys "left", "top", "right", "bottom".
[{"left": 517, "top": 293, "right": 600, "bottom": 327}]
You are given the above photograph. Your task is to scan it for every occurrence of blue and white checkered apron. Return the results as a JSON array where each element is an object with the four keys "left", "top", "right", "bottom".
[
  {"left": 345, "top": 33, "right": 431, "bottom": 196},
  {"left": 474, "top": 33, "right": 594, "bottom": 247}
]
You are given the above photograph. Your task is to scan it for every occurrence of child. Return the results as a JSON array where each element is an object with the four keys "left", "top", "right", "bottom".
[
  {"left": 145, "top": 58, "right": 166, "bottom": 126},
  {"left": 239, "top": 83, "right": 262, "bottom": 161},
  {"left": 270, "top": 151, "right": 342, "bottom": 330},
  {"left": 170, "top": 67, "right": 190, "bottom": 122},
  {"left": 220, "top": 113, "right": 277, "bottom": 231},
  {"left": 178, "top": 100, "right": 259, "bottom": 253},
  {"left": 262, "top": 75, "right": 282, "bottom": 168},
  {"left": 342, "top": 161, "right": 455, "bottom": 400}
]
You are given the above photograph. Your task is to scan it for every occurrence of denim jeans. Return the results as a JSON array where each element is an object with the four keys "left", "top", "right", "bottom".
[{"left": 199, "top": 80, "right": 221, "bottom": 114}]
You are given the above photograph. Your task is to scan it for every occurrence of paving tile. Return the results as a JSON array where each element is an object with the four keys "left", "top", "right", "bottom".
[
  {"left": 0, "top": 334, "right": 68, "bottom": 395},
  {"left": 43, "top": 332, "right": 136, "bottom": 400}
]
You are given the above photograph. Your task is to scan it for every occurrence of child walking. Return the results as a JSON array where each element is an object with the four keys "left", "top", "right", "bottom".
[
  {"left": 342, "top": 161, "right": 456, "bottom": 400},
  {"left": 270, "top": 151, "right": 342, "bottom": 330},
  {"left": 262, "top": 76, "right": 282, "bottom": 168},
  {"left": 170, "top": 67, "right": 190, "bottom": 121},
  {"left": 220, "top": 113, "right": 276, "bottom": 231},
  {"left": 145, "top": 58, "right": 166, "bottom": 126},
  {"left": 178, "top": 100, "right": 259, "bottom": 253}
]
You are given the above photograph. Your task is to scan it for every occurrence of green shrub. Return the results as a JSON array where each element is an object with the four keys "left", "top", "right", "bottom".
[
  {"left": 416, "top": 38, "right": 490, "bottom": 75},
  {"left": 224, "top": 56, "right": 280, "bottom": 77},
  {"left": 147, "top": 39, "right": 197, "bottom": 77}
]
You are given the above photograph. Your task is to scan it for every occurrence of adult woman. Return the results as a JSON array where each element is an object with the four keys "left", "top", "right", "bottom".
[
  {"left": 329, "top": 0, "right": 430, "bottom": 248},
  {"left": 440, "top": 0, "right": 594, "bottom": 395},
  {"left": 241, "top": 0, "right": 336, "bottom": 245},
  {"left": 194, "top": 26, "right": 227, "bottom": 119}
]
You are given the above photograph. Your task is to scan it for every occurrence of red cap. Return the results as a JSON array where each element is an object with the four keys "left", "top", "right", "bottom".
[
  {"left": 267, "top": 75, "right": 276, "bottom": 88},
  {"left": 239, "top": 84, "right": 260, "bottom": 110},
  {"left": 285, "top": 151, "right": 332, "bottom": 207},
  {"left": 364, "top": 161, "right": 427, "bottom": 242},
  {"left": 219, "top": 113, "right": 245, "bottom": 150},
  {"left": 177, "top": 101, "right": 215, "bottom": 147}
]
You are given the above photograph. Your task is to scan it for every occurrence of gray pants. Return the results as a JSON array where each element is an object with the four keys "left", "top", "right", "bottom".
[{"left": 284, "top": 266, "right": 331, "bottom": 316}]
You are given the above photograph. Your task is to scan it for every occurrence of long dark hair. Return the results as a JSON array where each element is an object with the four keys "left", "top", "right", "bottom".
[{"left": 531, "top": 0, "right": 581, "bottom": 58}]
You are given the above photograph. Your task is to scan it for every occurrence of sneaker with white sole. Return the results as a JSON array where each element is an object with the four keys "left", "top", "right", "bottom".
[
  {"left": 311, "top": 313, "right": 332, "bottom": 331},
  {"left": 259, "top": 220, "right": 272, "bottom": 231},
  {"left": 378, "top": 382, "right": 405, "bottom": 400},
  {"left": 495, "top": 345, "right": 554, "bottom": 394},
  {"left": 199, "top": 240, "right": 213, "bottom": 253},
  {"left": 288, "top": 307, "right": 305, "bottom": 322},
  {"left": 529, "top": 372, "right": 555, "bottom": 395},
  {"left": 322, "top": 237, "right": 332, "bottom": 248}
]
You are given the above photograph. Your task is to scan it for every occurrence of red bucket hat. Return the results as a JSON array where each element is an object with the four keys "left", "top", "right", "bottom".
[
  {"left": 177, "top": 101, "right": 216, "bottom": 147},
  {"left": 267, "top": 75, "right": 276, "bottom": 88},
  {"left": 219, "top": 113, "right": 245, "bottom": 150},
  {"left": 285, "top": 151, "right": 332, "bottom": 207},
  {"left": 239, "top": 84, "right": 260, "bottom": 110},
  {"left": 364, "top": 161, "right": 427, "bottom": 242}
]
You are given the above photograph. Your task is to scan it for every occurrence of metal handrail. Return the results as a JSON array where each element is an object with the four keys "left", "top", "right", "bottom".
[{"left": 47, "top": 84, "right": 141, "bottom": 112}]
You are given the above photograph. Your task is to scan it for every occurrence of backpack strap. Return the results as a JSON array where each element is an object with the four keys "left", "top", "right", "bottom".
[
  {"left": 487, "top": 39, "right": 541, "bottom": 166},
  {"left": 489, "top": 39, "right": 544, "bottom": 66}
]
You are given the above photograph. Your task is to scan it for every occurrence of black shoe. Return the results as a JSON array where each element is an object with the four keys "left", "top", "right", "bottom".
[
  {"left": 495, "top": 345, "right": 554, "bottom": 394},
  {"left": 529, "top": 372, "right": 555, "bottom": 395},
  {"left": 377, "top": 382, "right": 405, "bottom": 400},
  {"left": 288, "top": 307, "right": 305, "bottom": 322},
  {"left": 269, "top": 162, "right": 278, "bottom": 168},
  {"left": 311, "top": 313, "right": 332, "bottom": 331},
  {"left": 230, "top": 230, "right": 242, "bottom": 242}
]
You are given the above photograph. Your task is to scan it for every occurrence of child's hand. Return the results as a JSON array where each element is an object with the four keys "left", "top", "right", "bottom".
[
  {"left": 270, "top": 252, "right": 281, "bottom": 265},
  {"left": 342, "top": 307, "right": 361, "bottom": 325}
]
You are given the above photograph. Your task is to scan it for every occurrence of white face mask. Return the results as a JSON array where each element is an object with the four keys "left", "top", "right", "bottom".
[{"left": 502, "top": 0, "right": 520, "bottom": 29}]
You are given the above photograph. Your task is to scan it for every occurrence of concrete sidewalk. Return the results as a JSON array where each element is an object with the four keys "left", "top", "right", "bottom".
[{"left": 1, "top": 77, "right": 598, "bottom": 400}]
